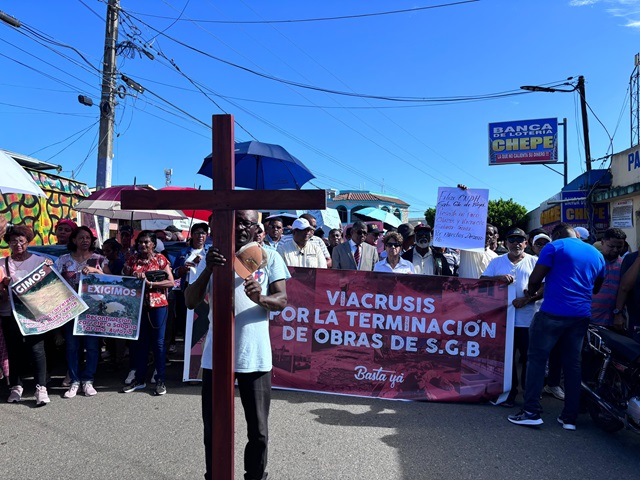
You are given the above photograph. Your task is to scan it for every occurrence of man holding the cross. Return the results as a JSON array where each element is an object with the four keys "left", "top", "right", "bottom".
[{"left": 185, "top": 210, "right": 290, "bottom": 480}]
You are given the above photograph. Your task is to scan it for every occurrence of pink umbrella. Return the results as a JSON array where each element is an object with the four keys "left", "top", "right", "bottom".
[
  {"left": 74, "top": 185, "right": 185, "bottom": 220},
  {"left": 160, "top": 186, "right": 211, "bottom": 222}
]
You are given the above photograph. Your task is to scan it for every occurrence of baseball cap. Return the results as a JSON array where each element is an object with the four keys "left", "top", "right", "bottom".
[
  {"left": 291, "top": 218, "right": 312, "bottom": 231},
  {"left": 165, "top": 225, "right": 180, "bottom": 232},
  {"left": 414, "top": 223, "right": 432, "bottom": 233},
  {"left": 574, "top": 226, "right": 589, "bottom": 240},
  {"left": 56, "top": 219, "right": 78, "bottom": 231},
  {"left": 398, "top": 223, "right": 414, "bottom": 238},
  {"left": 532, "top": 233, "right": 552, "bottom": 245},
  {"left": 506, "top": 227, "right": 527, "bottom": 238},
  {"left": 256, "top": 222, "right": 265, "bottom": 232},
  {"left": 366, "top": 224, "right": 381, "bottom": 235}
]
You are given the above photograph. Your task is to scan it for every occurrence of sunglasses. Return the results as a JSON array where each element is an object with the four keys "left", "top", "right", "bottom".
[
  {"left": 386, "top": 243, "right": 401, "bottom": 249},
  {"left": 534, "top": 241, "right": 548, "bottom": 247},
  {"left": 507, "top": 237, "right": 526, "bottom": 243}
]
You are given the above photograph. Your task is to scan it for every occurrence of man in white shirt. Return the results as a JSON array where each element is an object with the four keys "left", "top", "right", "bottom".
[
  {"left": 458, "top": 223, "right": 499, "bottom": 279},
  {"left": 277, "top": 218, "right": 327, "bottom": 269},
  {"left": 185, "top": 210, "right": 289, "bottom": 480},
  {"left": 481, "top": 227, "right": 541, "bottom": 407}
]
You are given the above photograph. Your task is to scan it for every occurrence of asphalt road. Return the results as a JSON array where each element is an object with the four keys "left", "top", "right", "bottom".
[{"left": 1, "top": 352, "right": 639, "bottom": 480}]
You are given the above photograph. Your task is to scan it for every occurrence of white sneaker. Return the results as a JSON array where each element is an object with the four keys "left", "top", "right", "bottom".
[
  {"left": 35, "top": 385, "right": 51, "bottom": 406},
  {"left": 63, "top": 383, "right": 80, "bottom": 399},
  {"left": 544, "top": 385, "right": 565, "bottom": 400},
  {"left": 124, "top": 369, "right": 136, "bottom": 385},
  {"left": 8, "top": 385, "right": 23, "bottom": 403},
  {"left": 83, "top": 382, "right": 97, "bottom": 397}
]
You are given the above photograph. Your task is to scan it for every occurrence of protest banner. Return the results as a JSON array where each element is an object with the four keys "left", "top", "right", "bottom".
[
  {"left": 183, "top": 268, "right": 510, "bottom": 402},
  {"left": 433, "top": 187, "right": 489, "bottom": 251},
  {"left": 269, "top": 268, "right": 507, "bottom": 402},
  {"left": 76, "top": 274, "right": 145, "bottom": 340},
  {"left": 10, "top": 262, "right": 88, "bottom": 336}
]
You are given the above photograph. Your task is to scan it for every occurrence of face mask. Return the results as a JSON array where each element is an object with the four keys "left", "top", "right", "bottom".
[{"left": 416, "top": 238, "right": 430, "bottom": 248}]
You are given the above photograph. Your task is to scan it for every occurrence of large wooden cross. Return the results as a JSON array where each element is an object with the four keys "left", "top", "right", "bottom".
[{"left": 121, "top": 114, "right": 326, "bottom": 480}]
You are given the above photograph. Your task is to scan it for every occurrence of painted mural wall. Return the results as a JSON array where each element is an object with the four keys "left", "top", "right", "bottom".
[{"left": 0, "top": 169, "right": 89, "bottom": 255}]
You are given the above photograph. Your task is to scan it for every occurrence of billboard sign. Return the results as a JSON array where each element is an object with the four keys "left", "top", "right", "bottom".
[
  {"left": 561, "top": 191, "right": 609, "bottom": 228},
  {"left": 489, "top": 118, "right": 558, "bottom": 165}
]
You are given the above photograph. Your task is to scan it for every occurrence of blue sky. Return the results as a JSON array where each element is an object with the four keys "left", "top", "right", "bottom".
[{"left": 1, "top": 0, "right": 639, "bottom": 217}]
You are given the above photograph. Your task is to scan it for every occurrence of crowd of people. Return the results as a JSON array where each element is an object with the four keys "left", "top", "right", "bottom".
[
  {"left": 1, "top": 209, "right": 639, "bottom": 479},
  {"left": 258, "top": 212, "right": 636, "bottom": 433}
]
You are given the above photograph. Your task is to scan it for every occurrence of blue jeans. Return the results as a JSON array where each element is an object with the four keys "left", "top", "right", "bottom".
[
  {"left": 523, "top": 310, "right": 589, "bottom": 422},
  {"left": 64, "top": 322, "right": 99, "bottom": 384},
  {"left": 134, "top": 306, "right": 167, "bottom": 383}
]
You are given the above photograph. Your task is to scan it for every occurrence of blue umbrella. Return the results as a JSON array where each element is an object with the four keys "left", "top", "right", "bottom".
[
  {"left": 353, "top": 207, "right": 402, "bottom": 228},
  {"left": 198, "top": 140, "right": 315, "bottom": 189}
]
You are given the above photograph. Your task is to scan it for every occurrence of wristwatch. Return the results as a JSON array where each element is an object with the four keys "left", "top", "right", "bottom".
[{"left": 613, "top": 308, "right": 622, "bottom": 315}]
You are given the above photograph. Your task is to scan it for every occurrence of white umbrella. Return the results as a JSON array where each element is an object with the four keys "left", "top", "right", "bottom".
[
  {"left": 73, "top": 185, "right": 185, "bottom": 221},
  {"left": 0, "top": 150, "right": 46, "bottom": 197},
  {"left": 296, "top": 209, "right": 342, "bottom": 232}
]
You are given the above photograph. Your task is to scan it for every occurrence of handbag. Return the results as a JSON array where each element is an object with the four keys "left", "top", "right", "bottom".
[{"left": 145, "top": 270, "right": 168, "bottom": 282}]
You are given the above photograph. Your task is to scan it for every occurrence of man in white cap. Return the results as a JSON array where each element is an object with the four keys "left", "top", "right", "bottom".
[
  {"left": 481, "top": 227, "right": 542, "bottom": 407},
  {"left": 254, "top": 222, "right": 267, "bottom": 246},
  {"left": 277, "top": 218, "right": 327, "bottom": 268},
  {"left": 574, "top": 226, "right": 590, "bottom": 242}
]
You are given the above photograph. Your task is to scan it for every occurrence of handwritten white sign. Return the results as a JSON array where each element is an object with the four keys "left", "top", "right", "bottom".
[{"left": 433, "top": 187, "right": 489, "bottom": 250}]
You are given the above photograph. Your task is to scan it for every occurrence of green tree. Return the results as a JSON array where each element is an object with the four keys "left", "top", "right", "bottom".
[
  {"left": 487, "top": 198, "right": 528, "bottom": 237},
  {"left": 423, "top": 207, "right": 436, "bottom": 227}
]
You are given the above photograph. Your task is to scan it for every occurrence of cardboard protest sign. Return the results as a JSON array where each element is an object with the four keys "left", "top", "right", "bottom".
[
  {"left": 270, "top": 268, "right": 508, "bottom": 402},
  {"left": 10, "top": 262, "right": 88, "bottom": 336},
  {"left": 433, "top": 187, "right": 490, "bottom": 251},
  {"left": 183, "top": 298, "right": 210, "bottom": 381},
  {"left": 76, "top": 274, "right": 145, "bottom": 340}
]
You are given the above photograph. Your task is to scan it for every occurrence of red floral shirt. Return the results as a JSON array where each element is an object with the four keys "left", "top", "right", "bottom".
[{"left": 123, "top": 253, "right": 169, "bottom": 308}]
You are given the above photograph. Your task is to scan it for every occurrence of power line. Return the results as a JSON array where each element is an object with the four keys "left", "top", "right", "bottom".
[
  {"left": 0, "top": 101, "right": 94, "bottom": 117},
  {"left": 44, "top": 120, "right": 101, "bottom": 162},
  {"left": 120, "top": 10, "right": 530, "bottom": 104},
  {"left": 228, "top": 0, "right": 517, "bottom": 199},
  {"left": 27, "top": 120, "right": 98, "bottom": 156},
  {"left": 20, "top": 22, "right": 101, "bottom": 74},
  {"left": 130, "top": 1, "right": 479, "bottom": 24},
  {"left": 0, "top": 51, "right": 97, "bottom": 95},
  {"left": 0, "top": 37, "right": 100, "bottom": 93}
]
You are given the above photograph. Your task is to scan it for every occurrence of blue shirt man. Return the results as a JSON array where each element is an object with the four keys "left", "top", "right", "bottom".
[{"left": 508, "top": 223, "right": 605, "bottom": 430}]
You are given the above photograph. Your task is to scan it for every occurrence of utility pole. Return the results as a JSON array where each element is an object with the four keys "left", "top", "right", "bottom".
[
  {"left": 96, "top": 0, "right": 119, "bottom": 236},
  {"left": 577, "top": 76, "right": 591, "bottom": 173},
  {"left": 631, "top": 54, "right": 640, "bottom": 148}
]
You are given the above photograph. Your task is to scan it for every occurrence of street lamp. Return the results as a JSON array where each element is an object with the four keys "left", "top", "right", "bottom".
[
  {"left": 521, "top": 76, "right": 594, "bottom": 234},
  {"left": 520, "top": 76, "right": 591, "bottom": 173}
]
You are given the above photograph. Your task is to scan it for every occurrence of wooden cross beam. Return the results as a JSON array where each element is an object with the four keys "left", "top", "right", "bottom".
[{"left": 121, "top": 114, "right": 326, "bottom": 480}]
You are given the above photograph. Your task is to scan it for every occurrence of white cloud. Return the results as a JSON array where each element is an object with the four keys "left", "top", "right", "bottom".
[{"left": 570, "top": 0, "right": 640, "bottom": 28}]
